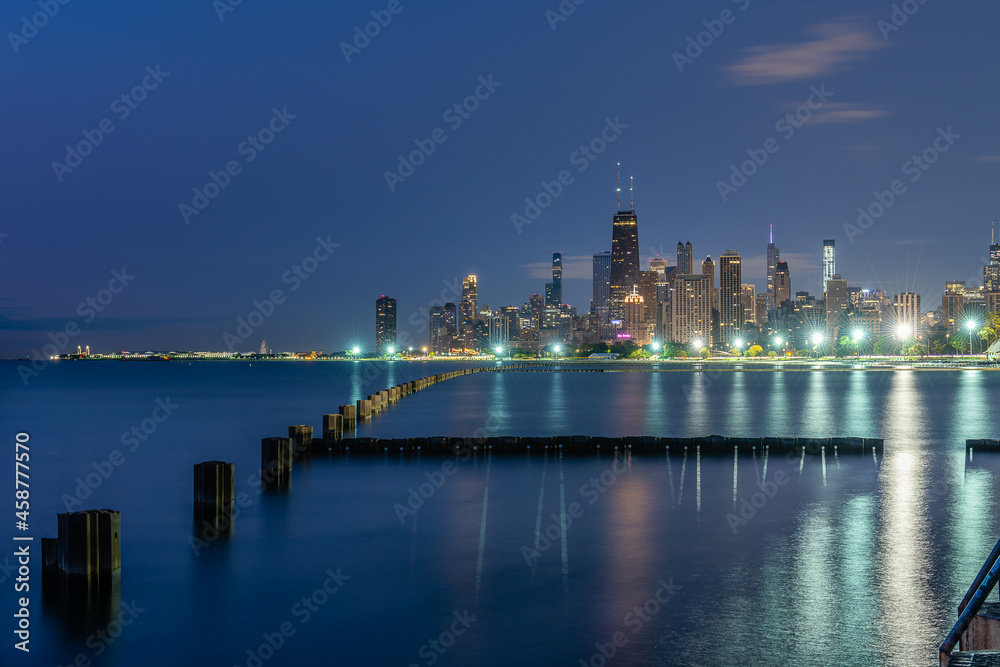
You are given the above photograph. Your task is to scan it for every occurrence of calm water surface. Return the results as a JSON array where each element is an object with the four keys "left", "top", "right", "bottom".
[{"left": 2, "top": 361, "right": 999, "bottom": 666}]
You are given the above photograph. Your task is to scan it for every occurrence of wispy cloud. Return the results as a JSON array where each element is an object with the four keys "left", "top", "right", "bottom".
[
  {"left": 976, "top": 155, "right": 1000, "bottom": 162},
  {"left": 809, "top": 103, "right": 889, "bottom": 124},
  {"left": 726, "top": 18, "right": 885, "bottom": 85},
  {"left": 523, "top": 255, "right": 592, "bottom": 280}
]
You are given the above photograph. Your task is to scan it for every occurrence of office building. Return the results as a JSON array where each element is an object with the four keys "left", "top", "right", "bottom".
[
  {"left": 375, "top": 295, "right": 397, "bottom": 354},
  {"left": 677, "top": 241, "right": 694, "bottom": 275},
  {"left": 610, "top": 210, "right": 639, "bottom": 321},
  {"left": 741, "top": 284, "right": 756, "bottom": 326},
  {"left": 825, "top": 275, "right": 848, "bottom": 335},
  {"left": 550, "top": 253, "right": 562, "bottom": 307},
  {"left": 766, "top": 225, "right": 780, "bottom": 311},
  {"left": 592, "top": 251, "right": 611, "bottom": 321},
  {"left": 719, "top": 250, "right": 743, "bottom": 346},
  {"left": 672, "top": 274, "right": 712, "bottom": 347},
  {"left": 823, "top": 240, "right": 836, "bottom": 294},
  {"left": 774, "top": 261, "right": 791, "bottom": 309}
]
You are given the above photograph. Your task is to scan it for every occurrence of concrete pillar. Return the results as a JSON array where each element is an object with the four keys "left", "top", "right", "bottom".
[
  {"left": 56, "top": 509, "right": 121, "bottom": 597},
  {"left": 340, "top": 404, "right": 356, "bottom": 429},
  {"left": 357, "top": 399, "right": 372, "bottom": 421},
  {"left": 323, "top": 414, "right": 343, "bottom": 441},
  {"left": 193, "top": 461, "right": 235, "bottom": 535},
  {"left": 261, "top": 437, "right": 292, "bottom": 487},
  {"left": 288, "top": 425, "right": 313, "bottom": 455}
]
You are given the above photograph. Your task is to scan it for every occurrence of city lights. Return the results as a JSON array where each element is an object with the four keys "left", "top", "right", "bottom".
[
  {"left": 966, "top": 320, "right": 978, "bottom": 355},
  {"left": 896, "top": 324, "right": 912, "bottom": 339}
]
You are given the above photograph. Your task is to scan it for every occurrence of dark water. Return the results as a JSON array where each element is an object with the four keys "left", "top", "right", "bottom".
[{"left": 2, "top": 361, "right": 1000, "bottom": 666}]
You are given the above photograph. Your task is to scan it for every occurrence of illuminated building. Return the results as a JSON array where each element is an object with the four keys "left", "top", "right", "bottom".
[
  {"left": 719, "top": 250, "right": 743, "bottom": 346},
  {"left": 671, "top": 273, "right": 712, "bottom": 347},
  {"left": 375, "top": 295, "right": 396, "bottom": 354}
]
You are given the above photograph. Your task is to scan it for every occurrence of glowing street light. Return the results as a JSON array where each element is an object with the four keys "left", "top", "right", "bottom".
[
  {"left": 812, "top": 333, "right": 824, "bottom": 345},
  {"left": 852, "top": 329, "right": 864, "bottom": 358},
  {"left": 494, "top": 346, "right": 504, "bottom": 357},
  {"left": 553, "top": 345, "right": 562, "bottom": 356},
  {"left": 387, "top": 346, "right": 395, "bottom": 355},
  {"left": 651, "top": 341, "right": 661, "bottom": 352},
  {"left": 693, "top": 339, "right": 703, "bottom": 350},
  {"left": 966, "top": 320, "right": 978, "bottom": 355}
]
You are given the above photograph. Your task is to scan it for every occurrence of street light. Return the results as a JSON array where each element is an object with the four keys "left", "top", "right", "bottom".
[
  {"left": 553, "top": 345, "right": 561, "bottom": 357},
  {"left": 494, "top": 346, "right": 504, "bottom": 357},
  {"left": 387, "top": 346, "right": 395, "bottom": 355},
  {"left": 352, "top": 346, "right": 360, "bottom": 356},
  {"left": 966, "top": 320, "right": 978, "bottom": 356},
  {"left": 896, "top": 324, "right": 912, "bottom": 358},
  {"left": 812, "top": 332, "right": 823, "bottom": 358},
  {"left": 852, "top": 329, "right": 864, "bottom": 358}
]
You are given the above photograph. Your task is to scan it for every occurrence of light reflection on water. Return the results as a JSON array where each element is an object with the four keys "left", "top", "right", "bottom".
[{"left": 6, "top": 362, "right": 1000, "bottom": 667}]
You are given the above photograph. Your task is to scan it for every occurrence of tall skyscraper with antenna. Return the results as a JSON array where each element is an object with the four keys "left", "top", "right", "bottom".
[
  {"left": 766, "top": 225, "right": 780, "bottom": 312},
  {"left": 609, "top": 166, "right": 639, "bottom": 322}
]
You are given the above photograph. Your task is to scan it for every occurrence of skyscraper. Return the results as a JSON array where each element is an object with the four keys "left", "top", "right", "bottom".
[
  {"left": 610, "top": 211, "right": 639, "bottom": 321},
  {"left": 702, "top": 256, "right": 716, "bottom": 314},
  {"left": 677, "top": 241, "right": 693, "bottom": 275},
  {"left": 825, "top": 275, "right": 848, "bottom": 336},
  {"left": 460, "top": 275, "right": 478, "bottom": 349},
  {"left": 985, "top": 228, "right": 1000, "bottom": 294},
  {"left": 429, "top": 305, "right": 444, "bottom": 354},
  {"left": 375, "top": 295, "right": 396, "bottom": 354},
  {"left": 592, "top": 251, "right": 611, "bottom": 321},
  {"left": 775, "top": 262, "right": 791, "bottom": 309},
  {"left": 741, "top": 284, "right": 756, "bottom": 327},
  {"left": 823, "top": 240, "right": 836, "bottom": 294},
  {"left": 719, "top": 251, "right": 743, "bottom": 346},
  {"left": 893, "top": 292, "right": 921, "bottom": 337},
  {"left": 551, "top": 252, "right": 562, "bottom": 307},
  {"left": 671, "top": 274, "right": 712, "bottom": 347},
  {"left": 623, "top": 288, "right": 646, "bottom": 344},
  {"left": 766, "top": 225, "right": 780, "bottom": 311}
]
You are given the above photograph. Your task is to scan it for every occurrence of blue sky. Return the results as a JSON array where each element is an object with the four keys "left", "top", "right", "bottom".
[{"left": 1, "top": 0, "right": 998, "bottom": 356}]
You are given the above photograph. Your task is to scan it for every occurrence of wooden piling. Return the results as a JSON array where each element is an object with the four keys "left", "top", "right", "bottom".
[
  {"left": 53, "top": 509, "right": 121, "bottom": 597},
  {"left": 339, "top": 404, "right": 356, "bottom": 429},
  {"left": 323, "top": 414, "right": 344, "bottom": 441},
  {"left": 357, "top": 399, "right": 372, "bottom": 421},
  {"left": 193, "top": 461, "right": 235, "bottom": 535},
  {"left": 261, "top": 437, "right": 292, "bottom": 487},
  {"left": 288, "top": 425, "right": 313, "bottom": 455}
]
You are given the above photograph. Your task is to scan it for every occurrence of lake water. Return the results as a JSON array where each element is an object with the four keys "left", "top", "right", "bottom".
[{"left": 2, "top": 361, "right": 1000, "bottom": 666}]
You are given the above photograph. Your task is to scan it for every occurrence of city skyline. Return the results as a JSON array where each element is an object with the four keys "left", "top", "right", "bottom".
[{"left": 4, "top": 2, "right": 1000, "bottom": 357}]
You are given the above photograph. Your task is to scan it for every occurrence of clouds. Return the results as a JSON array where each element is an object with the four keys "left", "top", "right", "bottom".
[
  {"left": 726, "top": 18, "right": 885, "bottom": 85},
  {"left": 806, "top": 103, "right": 890, "bottom": 124}
]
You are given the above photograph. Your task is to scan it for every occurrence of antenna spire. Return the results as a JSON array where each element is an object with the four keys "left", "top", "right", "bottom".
[
  {"left": 617, "top": 163, "right": 621, "bottom": 211},
  {"left": 770, "top": 224, "right": 773, "bottom": 244},
  {"left": 630, "top": 176, "right": 634, "bottom": 211}
]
